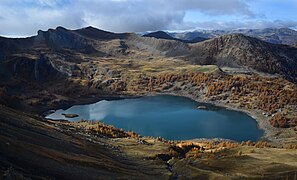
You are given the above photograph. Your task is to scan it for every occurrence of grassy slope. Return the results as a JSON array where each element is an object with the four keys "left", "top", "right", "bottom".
[{"left": 0, "top": 105, "right": 170, "bottom": 179}]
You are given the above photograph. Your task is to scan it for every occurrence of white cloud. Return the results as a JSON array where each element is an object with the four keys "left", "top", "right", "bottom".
[
  {"left": 0, "top": 0, "right": 296, "bottom": 37},
  {"left": 0, "top": 0, "right": 84, "bottom": 37}
]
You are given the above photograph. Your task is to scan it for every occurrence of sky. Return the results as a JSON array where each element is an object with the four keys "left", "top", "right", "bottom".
[{"left": 0, "top": 0, "right": 296, "bottom": 37}]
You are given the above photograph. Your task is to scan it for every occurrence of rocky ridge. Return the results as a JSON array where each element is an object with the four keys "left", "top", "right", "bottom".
[
  {"left": 1, "top": 27, "right": 297, "bottom": 82},
  {"left": 170, "top": 27, "right": 297, "bottom": 45}
]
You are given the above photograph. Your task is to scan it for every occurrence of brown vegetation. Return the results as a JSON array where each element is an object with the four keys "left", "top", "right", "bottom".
[
  {"left": 67, "top": 120, "right": 140, "bottom": 138},
  {"left": 270, "top": 113, "right": 297, "bottom": 128}
]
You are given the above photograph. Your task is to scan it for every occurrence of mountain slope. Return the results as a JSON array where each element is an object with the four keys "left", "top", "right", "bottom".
[
  {"left": 171, "top": 28, "right": 297, "bottom": 45},
  {"left": 231, "top": 28, "right": 297, "bottom": 45},
  {"left": 186, "top": 36, "right": 208, "bottom": 43},
  {"left": 0, "top": 27, "right": 297, "bottom": 82},
  {"left": 186, "top": 34, "right": 297, "bottom": 80}
]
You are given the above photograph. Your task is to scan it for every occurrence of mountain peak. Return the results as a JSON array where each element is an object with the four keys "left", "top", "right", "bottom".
[
  {"left": 56, "top": 26, "right": 67, "bottom": 31},
  {"left": 78, "top": 26, "right": 107, "bottom": 32},
  {"left": 74, "top": 26, "right": 131, "bottom": 40},
  {"left": 143, "top": 31, "right": 174, "bottom": 40}
]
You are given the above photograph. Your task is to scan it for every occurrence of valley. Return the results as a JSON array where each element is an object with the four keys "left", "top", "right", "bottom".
[{"left": 0, "top": 26, "right": 297, "bottom": 179}]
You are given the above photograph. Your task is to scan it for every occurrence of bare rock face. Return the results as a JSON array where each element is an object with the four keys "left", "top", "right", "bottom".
[
  {"left": 0, "top": 36, "right": 35, "bottom": 62},
  {"left": 7, "top": 54, "right": 70, "bottom": 82},
  {"left": 36, "top": 27, "right": 97, "bottom": 53}
]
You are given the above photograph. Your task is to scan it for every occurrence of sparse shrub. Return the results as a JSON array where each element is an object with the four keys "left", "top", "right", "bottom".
[
  {"left": 249, "top": 149, "right": 256, "bottom": 153},
  {"left": 255, "top": 141, "right": 271, "bottom": 148},
  {"left": 237, "top": 151, "right": 242, "bottom": 156},
  {"left": 284, "top": 144, "right": 297, "bottom": 149}
]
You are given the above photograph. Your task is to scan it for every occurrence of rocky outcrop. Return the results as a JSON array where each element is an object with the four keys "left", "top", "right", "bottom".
[
  {"left": 6, "top": 54, "right": 70, "bottom": 82},
  {"left": 0, "top": 36, "right": 35, "bottom": 61},
  {"left": 36, "top": 27, "right": 97, "bottom": 53}
]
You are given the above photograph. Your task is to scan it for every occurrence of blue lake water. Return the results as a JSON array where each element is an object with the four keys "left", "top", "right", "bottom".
[{"left": 46, "top": 95, "right": 263, "bottom": 141}]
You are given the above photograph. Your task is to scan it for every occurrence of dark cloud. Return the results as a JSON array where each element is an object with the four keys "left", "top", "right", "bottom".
[
  {"left": 75, "top": 0, "right": 255, "bottom": 32},
  {"left": 0, "top": 0, "right": 296, "bottom": 37}
]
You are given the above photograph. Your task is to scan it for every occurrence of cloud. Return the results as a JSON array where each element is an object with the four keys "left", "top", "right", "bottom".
[
  {"left": 73, "top": 0, "right": 256, "bottom": 32},
  {"left": 182, "top": 20, "right": 297, "bottom": 30},
  {"left": 168, "top": 0, "right": 254, "bottom": 16},
  {"left": 0, "top": 0, "right": 296, "bottom": 37}
]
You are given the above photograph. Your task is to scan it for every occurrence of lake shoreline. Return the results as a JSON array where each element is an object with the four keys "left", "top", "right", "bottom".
[
  {"left": 158, "top": 91, "right": 278, "bottom": 143},
  {"left": 45, "top": 93, "right": 266, "bottom": 142},
  {"left": 41, "top": 94, "right": 142, "bottom": 117}
]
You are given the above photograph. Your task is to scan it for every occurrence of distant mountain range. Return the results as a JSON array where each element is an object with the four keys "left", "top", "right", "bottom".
[
  {"left": 169, "top": 28, "right": 297, "bottom": 45},
  {"left": 0, "top": 26, "right": 297, "bottom": 82}
]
